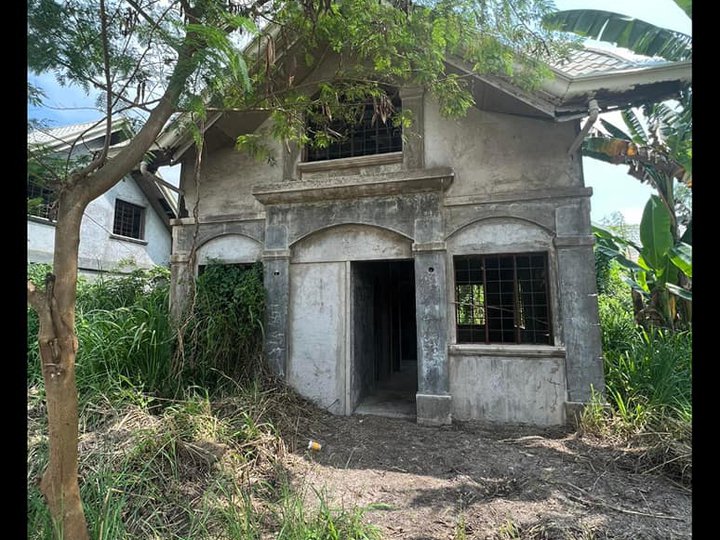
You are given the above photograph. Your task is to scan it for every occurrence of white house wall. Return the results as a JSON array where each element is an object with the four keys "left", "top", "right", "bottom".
[{"left": 28, "top": 176, "right": 170, "bottom": 274}]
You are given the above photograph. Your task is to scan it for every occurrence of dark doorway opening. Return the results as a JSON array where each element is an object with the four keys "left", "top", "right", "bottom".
[{"left": 351, "top": 259, "right": 417, "bottom": 418}]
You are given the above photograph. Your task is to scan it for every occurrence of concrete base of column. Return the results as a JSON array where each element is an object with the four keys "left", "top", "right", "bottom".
[{"left": 416, "top": 393, "right": 452, "bottom": 426}]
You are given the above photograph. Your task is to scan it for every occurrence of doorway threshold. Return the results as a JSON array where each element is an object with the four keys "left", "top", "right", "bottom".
[
  {"left": 353, "top": 361, "right": 417, "bottom": 420},
  {"left": 354, "top": 393, "right": 416, "bottom": 420}
]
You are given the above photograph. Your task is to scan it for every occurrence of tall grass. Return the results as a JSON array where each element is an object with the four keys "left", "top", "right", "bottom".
[
  {"left": 592, "top": 285, "right": 692, "bottom": 430},
  {"left": 583, "top": 261, "right": 692, "bottom": 483},
  {"left": 27, "top": 263, "right": 379, "bottom": 538}
]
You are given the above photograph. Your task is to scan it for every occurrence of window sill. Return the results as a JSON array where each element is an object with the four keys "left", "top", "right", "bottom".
[
  {"left": 449, "top": 344, "right": 566, "bottom": 358},
  {"left": 109, "top": 234, "right": 148, "bottom": 246},
  {"left": 27, "top": 215, "right": 56, "bottom": 226},
  {"left": 297, "top": 151, "right": 403, "bottom": 174}
]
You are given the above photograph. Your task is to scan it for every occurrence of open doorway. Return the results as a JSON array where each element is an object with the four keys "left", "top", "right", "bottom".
[{"left": 350, "top": 259, "right": 417, "bottom": 418}]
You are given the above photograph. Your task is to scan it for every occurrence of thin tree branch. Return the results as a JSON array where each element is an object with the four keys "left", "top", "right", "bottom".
[{"left": 99, "top": 0, "right": 114, "bottom": 167}]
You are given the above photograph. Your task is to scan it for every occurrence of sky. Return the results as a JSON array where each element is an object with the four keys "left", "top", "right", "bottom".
[{"left": 27, "top": 0, "right": 691, "bottom": 224}]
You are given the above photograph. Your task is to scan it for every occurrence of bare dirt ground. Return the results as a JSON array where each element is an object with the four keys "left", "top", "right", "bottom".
[{"left": 282, "top": 412, "right": 691, "bottom": 540}]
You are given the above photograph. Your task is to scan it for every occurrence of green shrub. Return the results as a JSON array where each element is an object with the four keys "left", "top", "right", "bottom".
[{"left": 178, "top": 262, "right": 266, "bottom": 388}]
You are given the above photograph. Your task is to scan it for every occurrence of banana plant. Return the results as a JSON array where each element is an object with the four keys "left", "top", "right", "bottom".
[
  {"left": 594, "top": 195, "right": 691, "bottom": 329},
  {"left": 545, "top": 2, "right": 692, "bottom": 242}
]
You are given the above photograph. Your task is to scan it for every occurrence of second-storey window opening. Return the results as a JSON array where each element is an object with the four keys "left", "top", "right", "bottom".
[
  {"left": 27, "top": 178, "right": 57, "bottom": 221},
  {"left": 305, "top": 89, "right": 402, "bottom": 162},
  {"left": 113, "top": 199, "right": 145, "bottom": 240}
]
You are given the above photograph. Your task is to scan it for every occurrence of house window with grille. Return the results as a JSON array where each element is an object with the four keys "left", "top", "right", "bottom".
[
  {"left": 454, "top": 253, "right": 552, "bottom": 345},
  {"left": 113, "top": 199, "right": 145, "bottom": 240},
  {"left": 27, "top": 178, "right": 57, "bottom": 220},
  {"left": 305, "top": 89, "right": 402, "bottom": 162}
]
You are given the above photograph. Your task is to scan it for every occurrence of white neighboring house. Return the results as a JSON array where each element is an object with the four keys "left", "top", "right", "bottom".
[{"left": 27, "top": 118, "right": 178, "bottom": 277}]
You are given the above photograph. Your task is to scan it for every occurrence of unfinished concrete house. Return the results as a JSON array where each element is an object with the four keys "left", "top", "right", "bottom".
[{"left": 157, "top": 46, "right": 691, "bottom": 426}]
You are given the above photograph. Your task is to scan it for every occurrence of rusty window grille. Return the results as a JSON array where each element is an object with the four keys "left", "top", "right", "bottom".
[
  {"left": 27, "top": 178, "right": 57, "bottom": 221},
  {"left": 113, "top": 199, "right": 145, "bottom": 240},
  {"left": 454, "top": 253, "right": 551, "bottom": 345},
  {"left": 305, "top": 90, "right": 402, "bottom": 162}
]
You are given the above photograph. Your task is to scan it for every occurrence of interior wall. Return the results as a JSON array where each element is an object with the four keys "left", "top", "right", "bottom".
[{"left": 351, "top": 263, "right": 376, "bottom": 409}]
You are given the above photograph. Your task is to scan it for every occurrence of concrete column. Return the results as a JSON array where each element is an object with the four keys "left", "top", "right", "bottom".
[
  {"left": 263, "top": 250, "right": 290, "bottom": 377},
  {"left": 169, "top": 222, "right": 194, "bottom": 321},
  {"left": 262, "top": 222, "right": 291, "bottom": 377},
  {"left": 169, "top": 253, "right": 193, "bottom": 321},
  {"left": 399, "top": 86, "right": 425, "bottom": 170},
  {"left": 555, "top": 239, "right": 604, "bottom": 404},
  {"left": 413, "top": 242, "right": 451, "bottom": 425},
  {"left": 554, "top": 202, "right": 604, "bottom": 422}
]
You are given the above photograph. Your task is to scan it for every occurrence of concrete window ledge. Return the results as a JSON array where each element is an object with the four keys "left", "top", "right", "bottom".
[
  {"left": 296, "top": 152, "right": 403, "bottom": 174},
  {"left": 448, "top": 344, "right": 566, "bottom": 358},
  {"left": 109, "top": 233, "right": 148, "bottom": 246},
  {"left": 252, "top": 167, "right": 454, "bottom": 204}
]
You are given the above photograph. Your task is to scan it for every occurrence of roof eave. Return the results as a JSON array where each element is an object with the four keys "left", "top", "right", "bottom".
[
  {"left": 28, "top": 117, "right": 133, "bottom": 153},
  {"left": 544, "top": 60, "right": 692, "bottom": 115}
]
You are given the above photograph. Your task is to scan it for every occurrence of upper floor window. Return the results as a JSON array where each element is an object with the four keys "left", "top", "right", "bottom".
[
  {"left": 27, "top": 178, "right": 57, "bottom": 221},
  {"left": 454, "top": 253, "right": 552, "bottom": 345},
  {"left": 305, "top": 88, "right": 402, "bottom": 162},
  {"left": 113, "top": 199, "right": 145, "bottom": 240}
]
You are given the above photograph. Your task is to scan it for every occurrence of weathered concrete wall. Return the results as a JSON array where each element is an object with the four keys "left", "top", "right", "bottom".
[
  {"left": 424, "top": 95, "right": 581, "bottom": 198},
  {"left": 449, "top": 352, "right": 567, "bottom": 425},
  {"left": 181, "top": 118, "right": 283, "bottom": 218},
  {"left": 28, "top": 176, "right": 171, "bottom": 274},
  {"left": 285, "top": 225, "right": 413, "bottom": 414},
  {"left": 288, "top": 261, "right": 346, "bottom": 414},
  {"left": 196, "top": 234, "right": 262, "bottom": 266},
  {"left": 291, "top": 224, "right": 412, "bottom": 263}
]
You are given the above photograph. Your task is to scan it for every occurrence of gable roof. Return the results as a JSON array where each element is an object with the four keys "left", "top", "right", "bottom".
[
  {"left": 148, "top": 39, "right": 691, "bottom": 166},
  {"left": 28, "top": 119, "right": 179, "bottom": 227},
  {"left": 444, "top": 44, "right": 691, "bottom": 123}
]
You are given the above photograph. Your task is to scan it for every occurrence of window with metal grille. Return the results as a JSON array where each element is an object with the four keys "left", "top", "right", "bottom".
[
  {"left": 113, "top": 199, "right": 145, "bottom": 240},
  {"left": 27, "top": 178, "right": 57, "bottom": 220},
  {"left": 454, "top": 253, "right": 551, "bottom": 345},
  {"left": 305, "top": 90, "right": 402, "bottom": 162}
]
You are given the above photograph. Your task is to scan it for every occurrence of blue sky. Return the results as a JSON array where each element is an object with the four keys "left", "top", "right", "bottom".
[{"left": 28, "top": 0, "right": 691, "bottom": 224}]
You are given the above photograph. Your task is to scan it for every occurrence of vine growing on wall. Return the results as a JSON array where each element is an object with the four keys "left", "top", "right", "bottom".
[{"left": 179, "top": 262, "right": 266, "bottom": 385}]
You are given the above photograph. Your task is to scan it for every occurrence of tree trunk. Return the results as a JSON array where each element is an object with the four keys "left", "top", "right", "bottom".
[
  {"left": 40, "top": 345, "right": 88, "bottom": 540},
  {"left": 29, "top": 190, "right": 90, "bottom": 540}
]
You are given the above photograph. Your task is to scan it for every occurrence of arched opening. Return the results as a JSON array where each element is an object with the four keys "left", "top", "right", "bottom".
[{"left": 288, "top": 224, "right": 417, "bottom": 418}]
